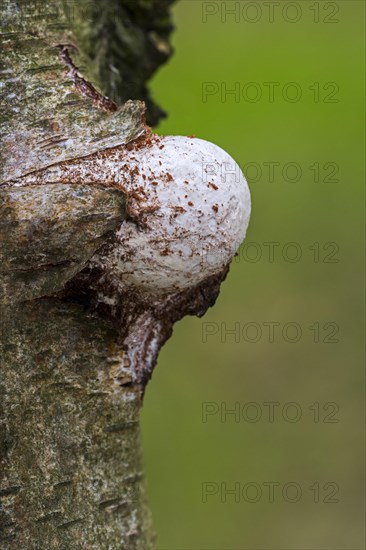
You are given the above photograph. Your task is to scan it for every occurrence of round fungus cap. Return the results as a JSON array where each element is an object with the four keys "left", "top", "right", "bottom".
[{"left": 92, "top": 135, "right": 251, "bottom": 300}]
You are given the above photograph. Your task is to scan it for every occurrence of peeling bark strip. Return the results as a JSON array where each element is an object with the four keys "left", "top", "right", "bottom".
[
  {"left": 0, "top": 0, "right": 175, "bottom": 182},
  {"left": 0, "top": 24, "right": 146, "bottom": 182}
]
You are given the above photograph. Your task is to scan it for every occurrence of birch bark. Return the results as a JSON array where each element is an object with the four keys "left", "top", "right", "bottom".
[{"left": 1, "top": 2, "right": 175, "bottom": 547}]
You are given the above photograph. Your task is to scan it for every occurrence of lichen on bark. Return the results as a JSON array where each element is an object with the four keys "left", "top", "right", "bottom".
[{"left": 1, "top": 0, "right": 175, "bottom": 182}]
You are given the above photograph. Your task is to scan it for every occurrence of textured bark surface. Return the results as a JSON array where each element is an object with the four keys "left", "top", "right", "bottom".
[
  {"left": 1, "top": 1, "right": 177, "bottom": 547},
  {"left": 0, "top": 184, "right": 126, "bottom": 305},
  {"left": 0, "top": 299, "right": 154, "bottom": 549},
  {"left": 0, "top": 1, "right": 146, "bottom": 181},
  {"left": 65, "top": 0, "right": 176, "bottom": 126}
]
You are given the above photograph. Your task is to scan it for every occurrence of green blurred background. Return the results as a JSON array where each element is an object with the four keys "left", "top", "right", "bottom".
[{"left": 141, "top": 2, "right": 365, "bottom": 549}]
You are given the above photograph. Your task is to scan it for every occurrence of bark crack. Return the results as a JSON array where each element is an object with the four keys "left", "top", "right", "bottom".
[
  {"left": 0, "top": 486, "right": 22, "bottom": 497},
  {"left": 57, "top": 45, "right": 118, "bottom": 113},
  {"left": 57, "top": 517, "right": 85, "bottom": 529}
]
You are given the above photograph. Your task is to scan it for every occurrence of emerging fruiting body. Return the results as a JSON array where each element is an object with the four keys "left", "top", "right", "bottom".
[
  {"left": 2, "top": 132, "right": 251, "bottom": 386},
  {"left": 91, "top": 135, "right": 251, "bottom": 301},
  {"left": 4, "top": 133, "right": 251, "bottom": 309}
]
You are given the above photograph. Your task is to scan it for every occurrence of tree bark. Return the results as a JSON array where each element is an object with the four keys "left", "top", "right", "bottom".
[
  {"left": 0, "top": 299, "right": 153, "bottom": 549},
  {"left": 1, "top": 1, "right": 176, "bottom": 547}
]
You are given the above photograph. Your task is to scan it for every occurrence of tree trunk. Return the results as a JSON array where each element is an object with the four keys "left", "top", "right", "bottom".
[
  {"left": 0, "top": 299, "right": 153, "bottom": 549},
  {"left": 1, "top": 1, "right": 176, "bottom": 547}
]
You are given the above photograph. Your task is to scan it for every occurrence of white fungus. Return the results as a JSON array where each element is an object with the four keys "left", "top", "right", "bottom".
[{"left": 92, "top": 135, "right": 251, "bottom": 300}]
